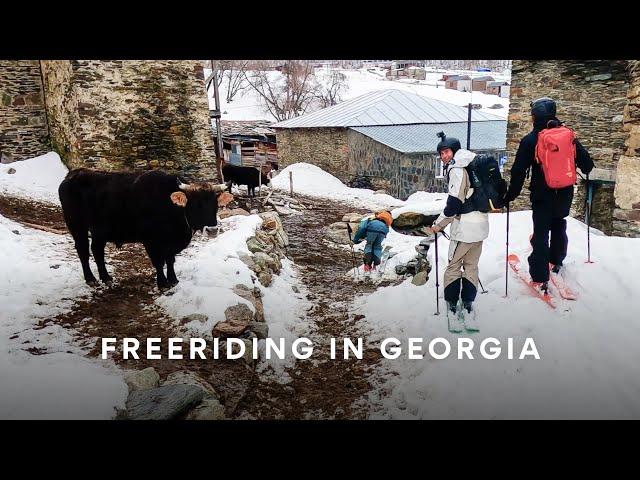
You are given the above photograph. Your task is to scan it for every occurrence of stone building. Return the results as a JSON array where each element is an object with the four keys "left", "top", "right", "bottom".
[
  {"left": 506, "top": 60, "right": 640, "bottom": 237},
  {"left": 273, "top": 89, "right": 506, "bottom": 199},
  {"left": 0, "top": 60, "right": 216, "bottom": 178}
]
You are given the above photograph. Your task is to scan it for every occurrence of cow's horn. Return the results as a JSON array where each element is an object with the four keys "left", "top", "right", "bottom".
[
  {"left": 178, "top": 182, "right": 193, "bottom": 191},
  {"left": 209, "top": 183, "right": 227, "bottom": 193}
]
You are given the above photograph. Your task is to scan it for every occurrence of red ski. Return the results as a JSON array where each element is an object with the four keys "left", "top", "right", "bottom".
[
  {"left": 508, "top": 254, "right": 556, "bottom": 309},
  {"left": 549, "top": 264, "right": 578, "bottom": 300}
]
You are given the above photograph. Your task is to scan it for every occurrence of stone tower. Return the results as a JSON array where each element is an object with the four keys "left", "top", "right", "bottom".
[{"left": 1, "top": 60, "right": 216, "bottom": 178}]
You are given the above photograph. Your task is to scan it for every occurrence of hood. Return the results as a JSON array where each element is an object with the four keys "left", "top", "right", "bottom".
[
  {"left": 533, "top": 114, "right": 561, "bottom": 131},
  {"left": 450, "top": 148, "right": 476, "bottom": 168}
]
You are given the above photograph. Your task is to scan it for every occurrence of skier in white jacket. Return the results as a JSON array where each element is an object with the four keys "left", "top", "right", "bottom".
[{"left": 427, "top": 132, "right": 489, "bottom": 332}]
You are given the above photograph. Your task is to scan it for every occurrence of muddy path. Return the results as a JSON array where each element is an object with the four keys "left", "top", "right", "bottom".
[{"left": 235, "top": 194, "right": 388, "bottom": 419}]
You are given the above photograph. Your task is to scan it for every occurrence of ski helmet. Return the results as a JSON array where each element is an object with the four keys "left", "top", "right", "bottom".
[
  {"left": 530, "top": 97, "right": 557, "bottom": 119},
  {"left": 436, "top": 131, "right": 461, "bottom": 155}
]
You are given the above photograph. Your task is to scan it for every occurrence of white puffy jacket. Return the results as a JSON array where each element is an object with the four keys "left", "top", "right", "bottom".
[{"left": 434, "top": 149, "right": 489, "bottom": 243}]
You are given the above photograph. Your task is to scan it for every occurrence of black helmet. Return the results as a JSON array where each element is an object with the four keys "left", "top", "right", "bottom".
[
  {"left": 530, "top": 97, "right": 556, "bottom": 119},
  {"left": 436, "top": 131, "right": 461, "bottom": 155}
]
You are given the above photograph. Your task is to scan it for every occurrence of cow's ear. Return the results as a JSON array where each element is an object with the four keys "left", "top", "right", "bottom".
[{"left": 170, "top": 191, "right": 188, "bottom": 207}]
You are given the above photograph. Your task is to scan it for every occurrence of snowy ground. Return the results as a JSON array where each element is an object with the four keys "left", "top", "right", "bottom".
[
  {"left": 353, "top": 211, "right": 640, "bottom": 419},
  {"left": 206, "top": 67, "right": 510, "bottom": 122},
  {"left": 271, "top": 162, "right": 446, "bottom": 212},
  {"left": 0, "top": 152, "right": 67, "bottom": 205},
  {"left": 0, "top": 213, "right": 127, "bottom": 419}
]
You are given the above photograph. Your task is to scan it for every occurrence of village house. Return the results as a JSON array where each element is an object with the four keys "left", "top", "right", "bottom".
[
  {"left": 445, "top": 75, "right": 472, "bottom": 92},
  {"left": 272, "top": 89, "right": 506, "bottom": 199},
  {"left": 472, "top": 75, "right": 495, "bottom": 92},
  {"left": 386, "top": 66, "right": 427, "bottom": 81},
  {"left": 485, "top": 80, "right": 510, "bottom": 97},
  {"left": 218, "top": 119, "right": 278, "bottom": 170}
]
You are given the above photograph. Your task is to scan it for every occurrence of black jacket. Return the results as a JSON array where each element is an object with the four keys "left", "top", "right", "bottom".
[{"left": 505, "top": 117, "right": 594, "bottom": 206}]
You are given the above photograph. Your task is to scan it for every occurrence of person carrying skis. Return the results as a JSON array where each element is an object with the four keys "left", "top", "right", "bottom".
[
  {"left": 503, "top": 97, "right": 594, "bottom": 294},
  {"left": 352, "top": 210, "right": 393, "bottom": 272},
  {"left": 426, "top": 132, "right": 488, "bottom": 332}
]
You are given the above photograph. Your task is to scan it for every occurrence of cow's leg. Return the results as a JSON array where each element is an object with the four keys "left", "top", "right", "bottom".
[
  {"left": 144, "top": 243, "right": 168, "bottom": 289},
  {"left": 70, "top": 227, "right": 97, "bottom": 285},
  {"left": 91, "top": 236, "right": 112, "bottom": 284},
  {"left": 166, "top": 254, "right": 178, "bottom": 286}
]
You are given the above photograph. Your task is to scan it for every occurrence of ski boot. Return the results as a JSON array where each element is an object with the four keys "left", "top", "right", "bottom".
[
  {"left": 460, "top": 301, "right": 479, "bottom": 332},
  {"left": 532, "top": 281, "right": 550, "bottom": 296},
  {"left": 446, "top": 301, "right": 463, "bottom": 333},
  {"left": 551, "top": 264, "right": 562, "bottom": 274}
]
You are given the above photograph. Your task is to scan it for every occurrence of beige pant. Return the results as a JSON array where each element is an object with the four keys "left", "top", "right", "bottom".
[{"left": 444, "top": 240, "right": 483, "bottom": 289}]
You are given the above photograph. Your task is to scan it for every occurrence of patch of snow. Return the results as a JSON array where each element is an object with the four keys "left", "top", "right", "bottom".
[
  {"left": 0, "top": 214, "right": 127, "bottom": 419},
  {"left": 0, "top": 152, "right": 68, "bottom": 205}
]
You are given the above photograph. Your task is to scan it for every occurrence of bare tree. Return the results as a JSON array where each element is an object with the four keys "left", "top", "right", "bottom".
[
  {"left": 224, "top": 60, "right": 249, "bottom": 102},
  {"left": 243, "top": 60, "right": 320, "bottom": 121},
  {"left": 314, "top": 69, "right": 348, "bottom": 108}
]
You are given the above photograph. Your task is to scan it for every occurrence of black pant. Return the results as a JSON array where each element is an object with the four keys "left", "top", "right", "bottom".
[{"left": 528, "top": 190, "right": 572, "bottom": 283}]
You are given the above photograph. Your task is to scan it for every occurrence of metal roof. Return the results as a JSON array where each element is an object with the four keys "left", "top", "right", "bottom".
[
  {"left": 271, "top": 89, "right": 504, "bottom": 129},
  {"left": 350, "top": 121, "right": 506, "bottom": 154}
]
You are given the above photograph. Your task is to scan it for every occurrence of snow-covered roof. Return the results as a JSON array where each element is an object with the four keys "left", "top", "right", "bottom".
[
  {"left": 350, "top": 120, "right": 507, "bottom": 154},
  {"left": 271, "top": 89, "right": 503, "bottom": 129}
]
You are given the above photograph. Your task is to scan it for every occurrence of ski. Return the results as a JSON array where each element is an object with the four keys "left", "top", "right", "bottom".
[
  {"left": 507, "top": 254, "right": 556, "bottom": 309},
  {"left": 549, "top": 264, "right": 578, "bottom": 300}
]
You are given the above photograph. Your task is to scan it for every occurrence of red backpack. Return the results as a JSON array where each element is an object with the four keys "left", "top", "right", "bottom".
[{"left": 535, "top": 124, "right": 577, "bottom": 189}]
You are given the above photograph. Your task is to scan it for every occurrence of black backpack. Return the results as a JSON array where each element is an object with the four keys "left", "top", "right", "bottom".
[{"left": 462, "top": 154, "right": 507, "bottom": 213}]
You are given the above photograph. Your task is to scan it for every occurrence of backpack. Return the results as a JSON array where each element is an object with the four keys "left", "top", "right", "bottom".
[
  {"left": 463, "top": 154, "right": 507, "bottom": 213},
  {"left": 535, "top": 124, "right": 577, "bottom": 189}
]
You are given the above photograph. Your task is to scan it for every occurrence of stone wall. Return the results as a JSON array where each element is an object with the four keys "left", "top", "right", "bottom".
[
  {"left": 40, "top": 60, "right": 216, "bottom": 178},
  {"left": 347, "top": 129, "right": 445, "bottom": 199},
  {"left": 0, "top": 61, "right": 50, "bottom": 162},
  {"left": 274, "top": 127, "right": 350, "bottom": 181},
  {"left": 613, "top": 60, "right": 640, "bottom": 236},
  {"left": 506, "top": 60, "right": 630, "bottom": 234}
]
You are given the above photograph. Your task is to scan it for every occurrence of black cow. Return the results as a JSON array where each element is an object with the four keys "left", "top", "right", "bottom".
[
  {"left": 222, "top": 163, "right": 270, "bottom": 197},
  {"left": 58, "top": 168, "right": 227, "bottom": 289}
]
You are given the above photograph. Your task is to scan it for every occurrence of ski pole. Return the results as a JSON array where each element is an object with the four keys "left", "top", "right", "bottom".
[
  {"left": 346, "top": 223, "right": 359, "bottom": 278},
  {"left": 505, "top": 201, "right": 510, "bottom": 297},
  {"left": 586, "top": 173, "right": 594, "bottom": 264},
  {"left": 434, "top": 231, "right": 440, "bottom": 316}
]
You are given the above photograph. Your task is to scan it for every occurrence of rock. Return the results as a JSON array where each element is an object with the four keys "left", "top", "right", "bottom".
[
  {"left": 248, "top": 322, "right": 269, "bottom": 339},
  {"left": 326, "top": 222, "right": 352, "bottom": 244},
  {"left": 219, "top": 208, "right": 250, "bottom": 219},
  {"left": 163, "top": 371, "right": 218, "bottom": 397},
  {"left": 233, "top": 284, "right": 264, "bottom": 322},
  {"left": 258, "top": 271, "right": 273, "bottom": 287},
  {"left": 292, "top": 285, "right": 299, "bottom": 293},
  {"left": 374, "top": 189, "right": 388, "bottom": 195},
  {"left": 412, "top": 270, "right": 429, "bottom": 286},
  {"left": 213, "top": 320, "right": 249, "bottom": 338},
  {"left": 342, "top": 213, "right": 363, "bottom": 223},
  {"left": 238, "top": 253, "right": 256, "bottom": 270},
  {"left": 250, "top": 209, "right": 259, "bottom": 214},
  {"left": 7, "top": 168, "right": 16, "bottom": 174},
  {"left": 185, "top": 395, "right": 225, "bottom": 420},
  {"left": 274, "top": 205, "right": 294, "bottom": 215},
  {"left": 393, "top": 212, "right": 439, "bottom": 229},
  {"left": 220, "top": 338, "right": 254, "bottom": 366},
  {"left": 217, "top": 192, "right": 234, "bottom": 208},
  {"left": 246, "top": 236, "right": 272, "bottom": 254},
  {"left": 124, "top": 367, "right": 160, "bottom": 392},
  {"left": 224, "top": 303, "right": 254, "bottom": 324},
  {"left": 179, "top": 313, "right": 208, "bottom": 326},
  {"left": 12, "top": 230, "right": 20, "bottom": 235},
  {"left": 125, "top": 384, "right": 204, "bottom": 420},
  {"left": 253, "top": 252, "right": 275, "bottom": 271},
  {"left": 395, "top": 264, "right": 408, "bottom": 275}
]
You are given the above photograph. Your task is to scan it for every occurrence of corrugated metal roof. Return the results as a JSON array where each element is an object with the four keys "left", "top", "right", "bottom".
[
  {"left": 271, "top": 89, "right": 504, "bottom": 129},
  {"left": 350, "top": 121, "right": 506, "bottom": 154}
]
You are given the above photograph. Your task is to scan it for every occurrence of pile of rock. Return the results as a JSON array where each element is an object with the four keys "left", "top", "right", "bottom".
[
  {"left": 240, "top": 211, "right": 289, "bottom": 287},
  {"left": 263, "top": 192, "right": 308, "bottom": 216},
  {"left": 394, "top": 238, "right": 433, "bottom": 286},
  {"left": 118, "top": 367, "right": 226, "bottom": 420}
]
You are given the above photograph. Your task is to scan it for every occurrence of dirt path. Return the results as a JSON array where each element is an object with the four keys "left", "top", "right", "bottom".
[{"left": 235, "top": 195, "right": 389, "bottom": 419}]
